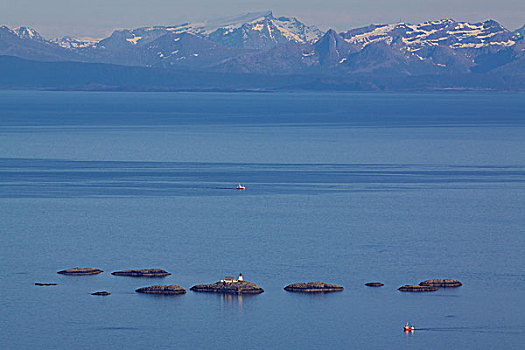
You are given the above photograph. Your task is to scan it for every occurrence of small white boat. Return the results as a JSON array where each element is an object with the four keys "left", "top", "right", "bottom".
[
  {"left": 235, "top": 184, "right": 245, "bottom": 190},
  {"left": 404, "top": 323, "right": 415, "bottom": 332}
]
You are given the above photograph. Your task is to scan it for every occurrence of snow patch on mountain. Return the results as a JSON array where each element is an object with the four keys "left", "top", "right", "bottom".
[
  {"left": 343, "top": 24, "right": 396, "bottom": 47},
  {"left": 515, "top": 25, "right": 525, "bottom": 38},
  {"left": 126, "top": 35, "right": 142, "bottom": 45},
  {"left": 54, "top": 36, "right": 98, "bottom": 49},
  {"left": 341, "top": 19, "right": 517, "bottom": 52},
  {"left": 165, "top": 23, "right": 207, "bottom": 36}
]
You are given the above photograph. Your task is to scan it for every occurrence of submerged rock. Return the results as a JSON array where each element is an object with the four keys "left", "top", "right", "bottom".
[
  {"left": 365, "top": 282, "right": 384, "bottom": 287},
  {"left": 136, "top": 285, "right": 186, "bottom": 295},
  {"left": 284, "top": 282, "right": 344, "bottom": 293},
  {"left": 35, "top": 283, "right": 57, "bottom": 286},
  {"left": 57, "top": 267, "right": 103, "bottom": 275},
  {"left": 398, "top": 285, "right": 438, "bottom": 292},
  {"left": 111, "top": 269, "right": 171, "bottom": 277},
  {"left": 419, "top": 279, "right": 462, "bottom": 288},
  {"left": 91, "top": 291, "right": 111, "bottom": 296},
  {"left": 190, "top": 281, "right": 264, "bottom": 294}
]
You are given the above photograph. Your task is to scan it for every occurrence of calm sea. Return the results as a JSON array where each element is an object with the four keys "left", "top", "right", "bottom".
[{"left": 1, "top": 91, "right": 524, "bottom": 349}]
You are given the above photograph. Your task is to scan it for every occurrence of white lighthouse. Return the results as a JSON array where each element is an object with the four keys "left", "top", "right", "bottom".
[{"left": 238, "top": 273, "right": 244, "bottom": 281}]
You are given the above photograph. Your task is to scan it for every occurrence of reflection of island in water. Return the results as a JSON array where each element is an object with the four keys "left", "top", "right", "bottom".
[{"left": 218, "top": 293, "right": 261, "bottom": 311}]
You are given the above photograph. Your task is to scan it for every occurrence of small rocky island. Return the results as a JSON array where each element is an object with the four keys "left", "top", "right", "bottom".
[
  {"left": 111, "top": 269, "right": 171, "bottom": 277},
  {"left": 398, "top": 285, "right": 438, "bottom": 292},
  {"left": 191, "top": 275, "right": 263, "bottom": 294},
  {"left": 136, "top": 285, "right": 187, "bottom": 295},
  {"left": 57, "top": 267, "right": 103, "bottom": 275},
  {"left": 284, "top": 282, "right": 344, "bottom": 293},
  {"left": 419, "top": 279, "right": 462, "bottom": 288},
  {"left": 365, "top": 282, "right": 384, "bottom": 287},
  {"left": 91, "top": 291, "right": 111, "bottom": 296}
]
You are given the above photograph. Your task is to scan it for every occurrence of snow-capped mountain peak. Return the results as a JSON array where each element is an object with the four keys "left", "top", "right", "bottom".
[
  {"left": 203, "top": 10, "right": 273, "bottom": 31},
  {"left": 205, "top": 11, "right": 322, "bottom": 49},
  {"left": 15, "top": 26, "right": 43, "bottom": 40}
]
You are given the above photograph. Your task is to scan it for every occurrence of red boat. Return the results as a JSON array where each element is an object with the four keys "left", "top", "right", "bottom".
[
  {"left": 404, "top": 323, "right": 415, "bottom": 332},
  {"left": 236, "top": 184, "right": 246, "bottom": 190}
]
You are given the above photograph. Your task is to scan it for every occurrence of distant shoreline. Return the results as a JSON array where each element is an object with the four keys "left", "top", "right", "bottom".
[
  {"left": 1, "top": 56, "right": 523, "bottom": 93},
  {"left": 1, "top": 86, "right": 524, "bottom": 94}
]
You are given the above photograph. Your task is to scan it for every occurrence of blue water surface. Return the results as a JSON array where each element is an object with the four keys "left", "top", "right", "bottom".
[{"left": 1, "top": 91, "right": 524, "bottom": 349}]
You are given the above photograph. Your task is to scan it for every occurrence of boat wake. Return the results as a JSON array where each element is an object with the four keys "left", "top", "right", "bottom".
[{"left": 414, "top": 326, "right": 519, "bottom": 334}]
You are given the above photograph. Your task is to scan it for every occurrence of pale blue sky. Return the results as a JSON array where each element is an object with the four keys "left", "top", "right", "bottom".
[{"left": 1, "top": 0, "right": 524, "bottom": 39}]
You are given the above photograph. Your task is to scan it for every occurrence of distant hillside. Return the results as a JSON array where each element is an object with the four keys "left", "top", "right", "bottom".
[{"left": 1, "top": 55, "right": 523, "bottom": 92}]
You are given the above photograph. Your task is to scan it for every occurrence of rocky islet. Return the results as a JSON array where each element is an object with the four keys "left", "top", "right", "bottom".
[
  {"left": 57, "top": 267, "right": 103, "bottom": 275},
  {"left": 190, "top": 280, "right": 264, "bottom": 294},
  {"left": 91, "top": 291, "right": 111, "bottom": 296},
  {"left": 111, "top": 269, "right": 171, "bottom": 277},
  {"left": 365, "top": 282, "right": 384, "bottom": 287},
  {"left": 399, "top": 278, "right": 463, "bottom": 292},
  {"left": 419, "top": 279, "right": 462, "bottom": 288},
  {"left": 284, "top": 282, "right": 344, "bottom": 293},
  {"left": 136, "top": 285, "right": 187, "bottom": 295},
  {"left": 398, "top": 285, "right": 439, "bottom": 292}
]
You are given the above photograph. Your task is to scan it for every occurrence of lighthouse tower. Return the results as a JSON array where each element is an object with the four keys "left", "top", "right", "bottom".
[{"left": 238, "top": 273, "right": 243, "bottom": 281}]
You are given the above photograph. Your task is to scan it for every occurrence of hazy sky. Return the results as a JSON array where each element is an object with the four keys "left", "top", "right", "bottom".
[{"left": 1, "top": 0, "right": 524, "bottom": 39}]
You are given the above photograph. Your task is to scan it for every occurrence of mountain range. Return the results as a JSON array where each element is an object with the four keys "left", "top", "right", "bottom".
[{"left": 1, "top": 11, "right": 524, "bottom": 91}]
